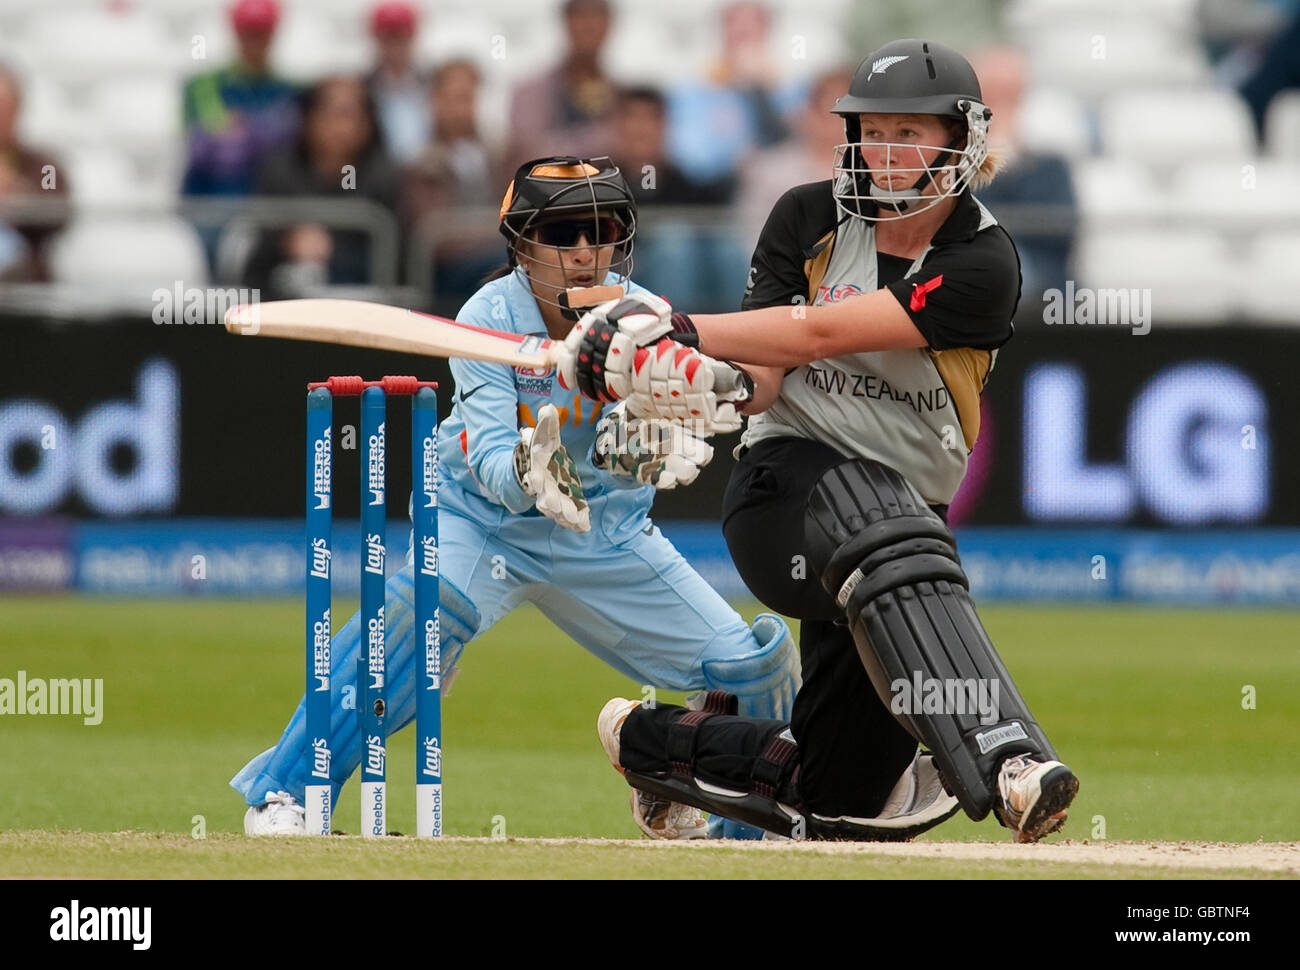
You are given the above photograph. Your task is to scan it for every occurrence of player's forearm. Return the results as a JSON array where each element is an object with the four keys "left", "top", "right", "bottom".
[
  {"left": 738, "top": 364, "right": 785, "bottom": 414},
  {"left": 474, "top": 446, "right": 535, "bottom": 514},
  {"left": 693, "top": 289, "right": 927, "bottom": 366}
]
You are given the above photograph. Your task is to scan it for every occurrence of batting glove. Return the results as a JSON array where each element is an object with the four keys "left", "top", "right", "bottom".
[
  {"left": 556, "top": 295, "right": 752, "bottom": 434},
  {"left": 514, "top": 404, "right": 590, "bottom": 533}
]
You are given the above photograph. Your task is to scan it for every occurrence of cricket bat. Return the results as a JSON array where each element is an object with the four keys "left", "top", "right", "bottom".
[{"left": 223, "top": 288, "right": 625, "bottom": 368}]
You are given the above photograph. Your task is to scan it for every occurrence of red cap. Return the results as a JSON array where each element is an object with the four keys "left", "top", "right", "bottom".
[
  {"left": 230, "top": 0, "right": 280, "bottom": 34},
  {"left": 370, "top": 1, "right": 418, "bottom": 37}
]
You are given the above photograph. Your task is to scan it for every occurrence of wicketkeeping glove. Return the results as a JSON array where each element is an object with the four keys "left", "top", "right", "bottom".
[
  {"left": 592, "top": 400, "right": 714, "bottom": 489},
  {"left": 556, "top": 295, "right": 753, "bottom": 434},
  {"left": 514, "top": 404, "right": 590, "bottom": 532}
]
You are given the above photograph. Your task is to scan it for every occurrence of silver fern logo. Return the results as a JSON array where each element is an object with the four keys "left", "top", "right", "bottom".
[{"left": 867, "top": 55, "right": 909, "bottom": 80}]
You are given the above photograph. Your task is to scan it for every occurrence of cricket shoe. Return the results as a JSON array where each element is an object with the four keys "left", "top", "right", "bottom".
[
  {"left": 872, "top": 750, "right": 962, "bottom": 836},
  {"left": 994, "top": 755, "right": 1079, "bottom": 843},
  {"left": 807, "top": 749, "right": 960, "bottom": 841},
  {"left": 598, "top": 697, "right": 709, "bottom": 840},
  {"left": 243, "top": 790, "right": 307, "bottom": 836}
]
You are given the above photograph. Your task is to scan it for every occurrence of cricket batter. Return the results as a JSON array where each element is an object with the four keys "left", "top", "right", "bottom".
[{"left": 561, "top": 42, "right": 1080, "bottom": 842}]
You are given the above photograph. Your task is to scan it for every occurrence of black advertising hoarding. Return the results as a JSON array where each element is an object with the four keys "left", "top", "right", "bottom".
[{"left": 0, "top": 311, "right": 1297, "bottom": 527}]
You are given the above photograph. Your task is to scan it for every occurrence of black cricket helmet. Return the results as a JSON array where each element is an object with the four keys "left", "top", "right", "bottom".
[
  {"left": 830, "top": 39, "right": 992, "bottom": 220},
  {"left": 498, "top": 156, "right": 637, "bottom": 307}
]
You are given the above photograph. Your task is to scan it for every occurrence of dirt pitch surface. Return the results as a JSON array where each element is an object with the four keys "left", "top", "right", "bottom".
[
  {"left": 576, "top": 837, "right": 1300, "bottom": 874},
  {"left": 2, "top": 833, "right": 1296, "bottom": 879}
]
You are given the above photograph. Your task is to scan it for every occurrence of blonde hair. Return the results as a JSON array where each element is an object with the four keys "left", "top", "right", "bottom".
[{"left": 967, "top": 145, "right": 1005, "bottom": 191}]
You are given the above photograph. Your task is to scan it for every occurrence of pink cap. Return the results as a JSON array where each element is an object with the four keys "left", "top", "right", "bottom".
[
  {"left": 370, "top": 1, "right": 418, "bottom": 37},
  {"left": 230, "top": 0, "right": 280, "bottom": 34}
]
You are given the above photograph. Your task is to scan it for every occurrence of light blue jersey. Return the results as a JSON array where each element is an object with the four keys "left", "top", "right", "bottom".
[
  {"left": 231, "top": 270, "right": 800, "bottom": 833},
  {"left": 437, "top": 270, "right": 656, "bottom": 544}
]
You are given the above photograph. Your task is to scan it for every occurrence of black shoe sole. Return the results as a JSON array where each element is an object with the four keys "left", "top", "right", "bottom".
[{"left": 1017, "top": 766, "right": 1080, "bottom": 843}]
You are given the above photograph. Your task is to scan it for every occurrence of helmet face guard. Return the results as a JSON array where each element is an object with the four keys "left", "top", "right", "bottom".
[
  {"left": 832, "top": 98, "right": 991, "bottom": 222},
  {"left": 498, "top": 157, "right": 637, "bottom": 312},
  {"left": 830, "top": 40, "right": 991, "bottom": 221}
]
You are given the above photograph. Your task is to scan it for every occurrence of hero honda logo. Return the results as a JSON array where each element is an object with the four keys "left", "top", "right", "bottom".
[{"left": 313, "top": 429, "right": 331, "bottom": 510}]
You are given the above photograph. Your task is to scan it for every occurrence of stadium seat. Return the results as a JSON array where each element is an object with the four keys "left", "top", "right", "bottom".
[
  {"left": 1169, "top": 159, "right": 1300, "bottom": 233},
  {"left": 63, "top": 148, "right": 141, "bottom": 208},
  {"left": 1100, "top": 89, "right": 1255, "bottom": 166},
  {"left": 1264, "top": 90, "right": 1300, "bottom": 160},
  {"left": 1075, "top": 227, "right": 1235, "bottom": 325},
  {"left": 17, "top": 8, "right": 182, "bottom": 80},
  {"left": 14, "top": 77, "right": 84, "bottom": 151},
  {"left": 48, "top": 216, "right": 209, "bottom": 294},
  {"left": 1008, "top": 0, "right": 1198, "bottom": 34},
  {"left": 1071, "top": 157, "right": 1166, "bottom": 224},
  {"left": 1240, "top": 231, "right": 1300, "bottom": 325},
  {"left": 89, "top": 79, "right": 183, "bottom": 155},
  {"left": 1027, "top": 24, "right": 1209, "bottom": 99},
  {"left": 273, "top": 14, "right": 366, "bottom": 82},
  {"left": 1017, "top": 87, "right": 1093, "bottom": 156}
]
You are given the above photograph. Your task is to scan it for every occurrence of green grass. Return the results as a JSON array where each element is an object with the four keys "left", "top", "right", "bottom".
[{"left": 0, "top": 597, "right": 1296, "bottom": 876}]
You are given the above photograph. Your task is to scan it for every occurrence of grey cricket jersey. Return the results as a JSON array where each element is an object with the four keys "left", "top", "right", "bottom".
[{"left": 738, "top": 182, "right": 1021, "bottom": 505}]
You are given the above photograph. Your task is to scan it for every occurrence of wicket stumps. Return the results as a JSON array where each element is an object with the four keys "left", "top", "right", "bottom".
[{"left": 304, "top": 375, "right": 441, "bottom": 838}]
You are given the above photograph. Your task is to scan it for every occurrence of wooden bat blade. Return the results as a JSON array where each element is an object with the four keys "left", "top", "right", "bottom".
[{"left": 224, "top": 299, "right": 559, "bottom": 369}]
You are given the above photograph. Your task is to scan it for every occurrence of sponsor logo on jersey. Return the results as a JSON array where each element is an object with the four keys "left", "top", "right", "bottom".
[
  {"left": 816, "top": 282, "right": 864, "bottom": 304},
  {"left": 514, "top": 365, "right": 554, "bottom": 397},
  {"left": 802, "top": 365, "right": 950, "bottom": 414}
]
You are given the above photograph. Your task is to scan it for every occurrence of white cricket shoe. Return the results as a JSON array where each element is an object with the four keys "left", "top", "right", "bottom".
[
  {"left": 994, "top": 755, "right": 1079, "bottom": 843},
  {"left": 874, "top": 750, "right": 962, "bottom": 833},
  {"left": 597, "top": 697, "right": 709, "bottom": 840},
  {"left": 807, "top": 749, "right": 960, "bottom": 841},
  {"left": 596, "top": 696, "right": 640, "bottom": 773},
  {"left": 244, "top": 790, "right": 308, "bottom": 836}
]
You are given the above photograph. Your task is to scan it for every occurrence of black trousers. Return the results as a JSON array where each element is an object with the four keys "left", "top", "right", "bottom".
[{"left": 622, "top": 436, "right": 931, "bottom": 818}]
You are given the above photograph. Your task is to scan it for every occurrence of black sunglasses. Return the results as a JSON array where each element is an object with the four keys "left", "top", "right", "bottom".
[{"left": 532, "top": 217, "right": 625, "bottom": 247}]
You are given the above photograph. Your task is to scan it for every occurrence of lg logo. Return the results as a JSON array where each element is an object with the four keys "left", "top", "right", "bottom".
[
  {"left": 1023, "top": 362, "right": 1267, "bottom": 525},
  {"left": 0, "top": 358, "right": 179, "bottom": 516}
]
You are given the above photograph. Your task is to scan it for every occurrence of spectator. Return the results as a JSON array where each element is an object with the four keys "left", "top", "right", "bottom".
[
  {"left": 0, "top": 65, "right": 68, "bottom": 281},
  {"left": 969, "top": 46, "right": 1078, "bottom": 301},
  {"left": 244, "top": 76, "right": 400, "bottom": 297},
  {"left": 181, "top": 0, "right": 298, "bottom": 197},
  {"left": 735, "top": 65, "right": 854, "bottom": 251},
  {"left": 1196, "top": 0, "right": 1292, "bottom": 89},
  {"left": 365, "top": 1, "right": 430, "bottom": 165},
  {"left": 611, "top": 87, "right": 745, "bottom": 310},
  {"left": 1239, "top": 7, "right": 1300, "bottom": 139},
  {"left": 405, "top": 59, "right": 502, "bottom": 313},
  {"left": 613, "top": 87, "right": 733, "bottom": 206},
  {"left": 666, "top": 2, "right": 792, "bottom": 185},
  {"left": 504, "top": 0, "right": 618, "bottom": 170}
]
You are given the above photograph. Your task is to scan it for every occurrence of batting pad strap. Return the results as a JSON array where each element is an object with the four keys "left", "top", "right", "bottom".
[
  {"left": 689, "top": 689, "right": 738, "bottom": 715},
  {"left": 667, "top": 710, "right": 712, "bottom": 778},
  {"left": 751, "top": 735, "right": 798, "bottom": 798}
]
